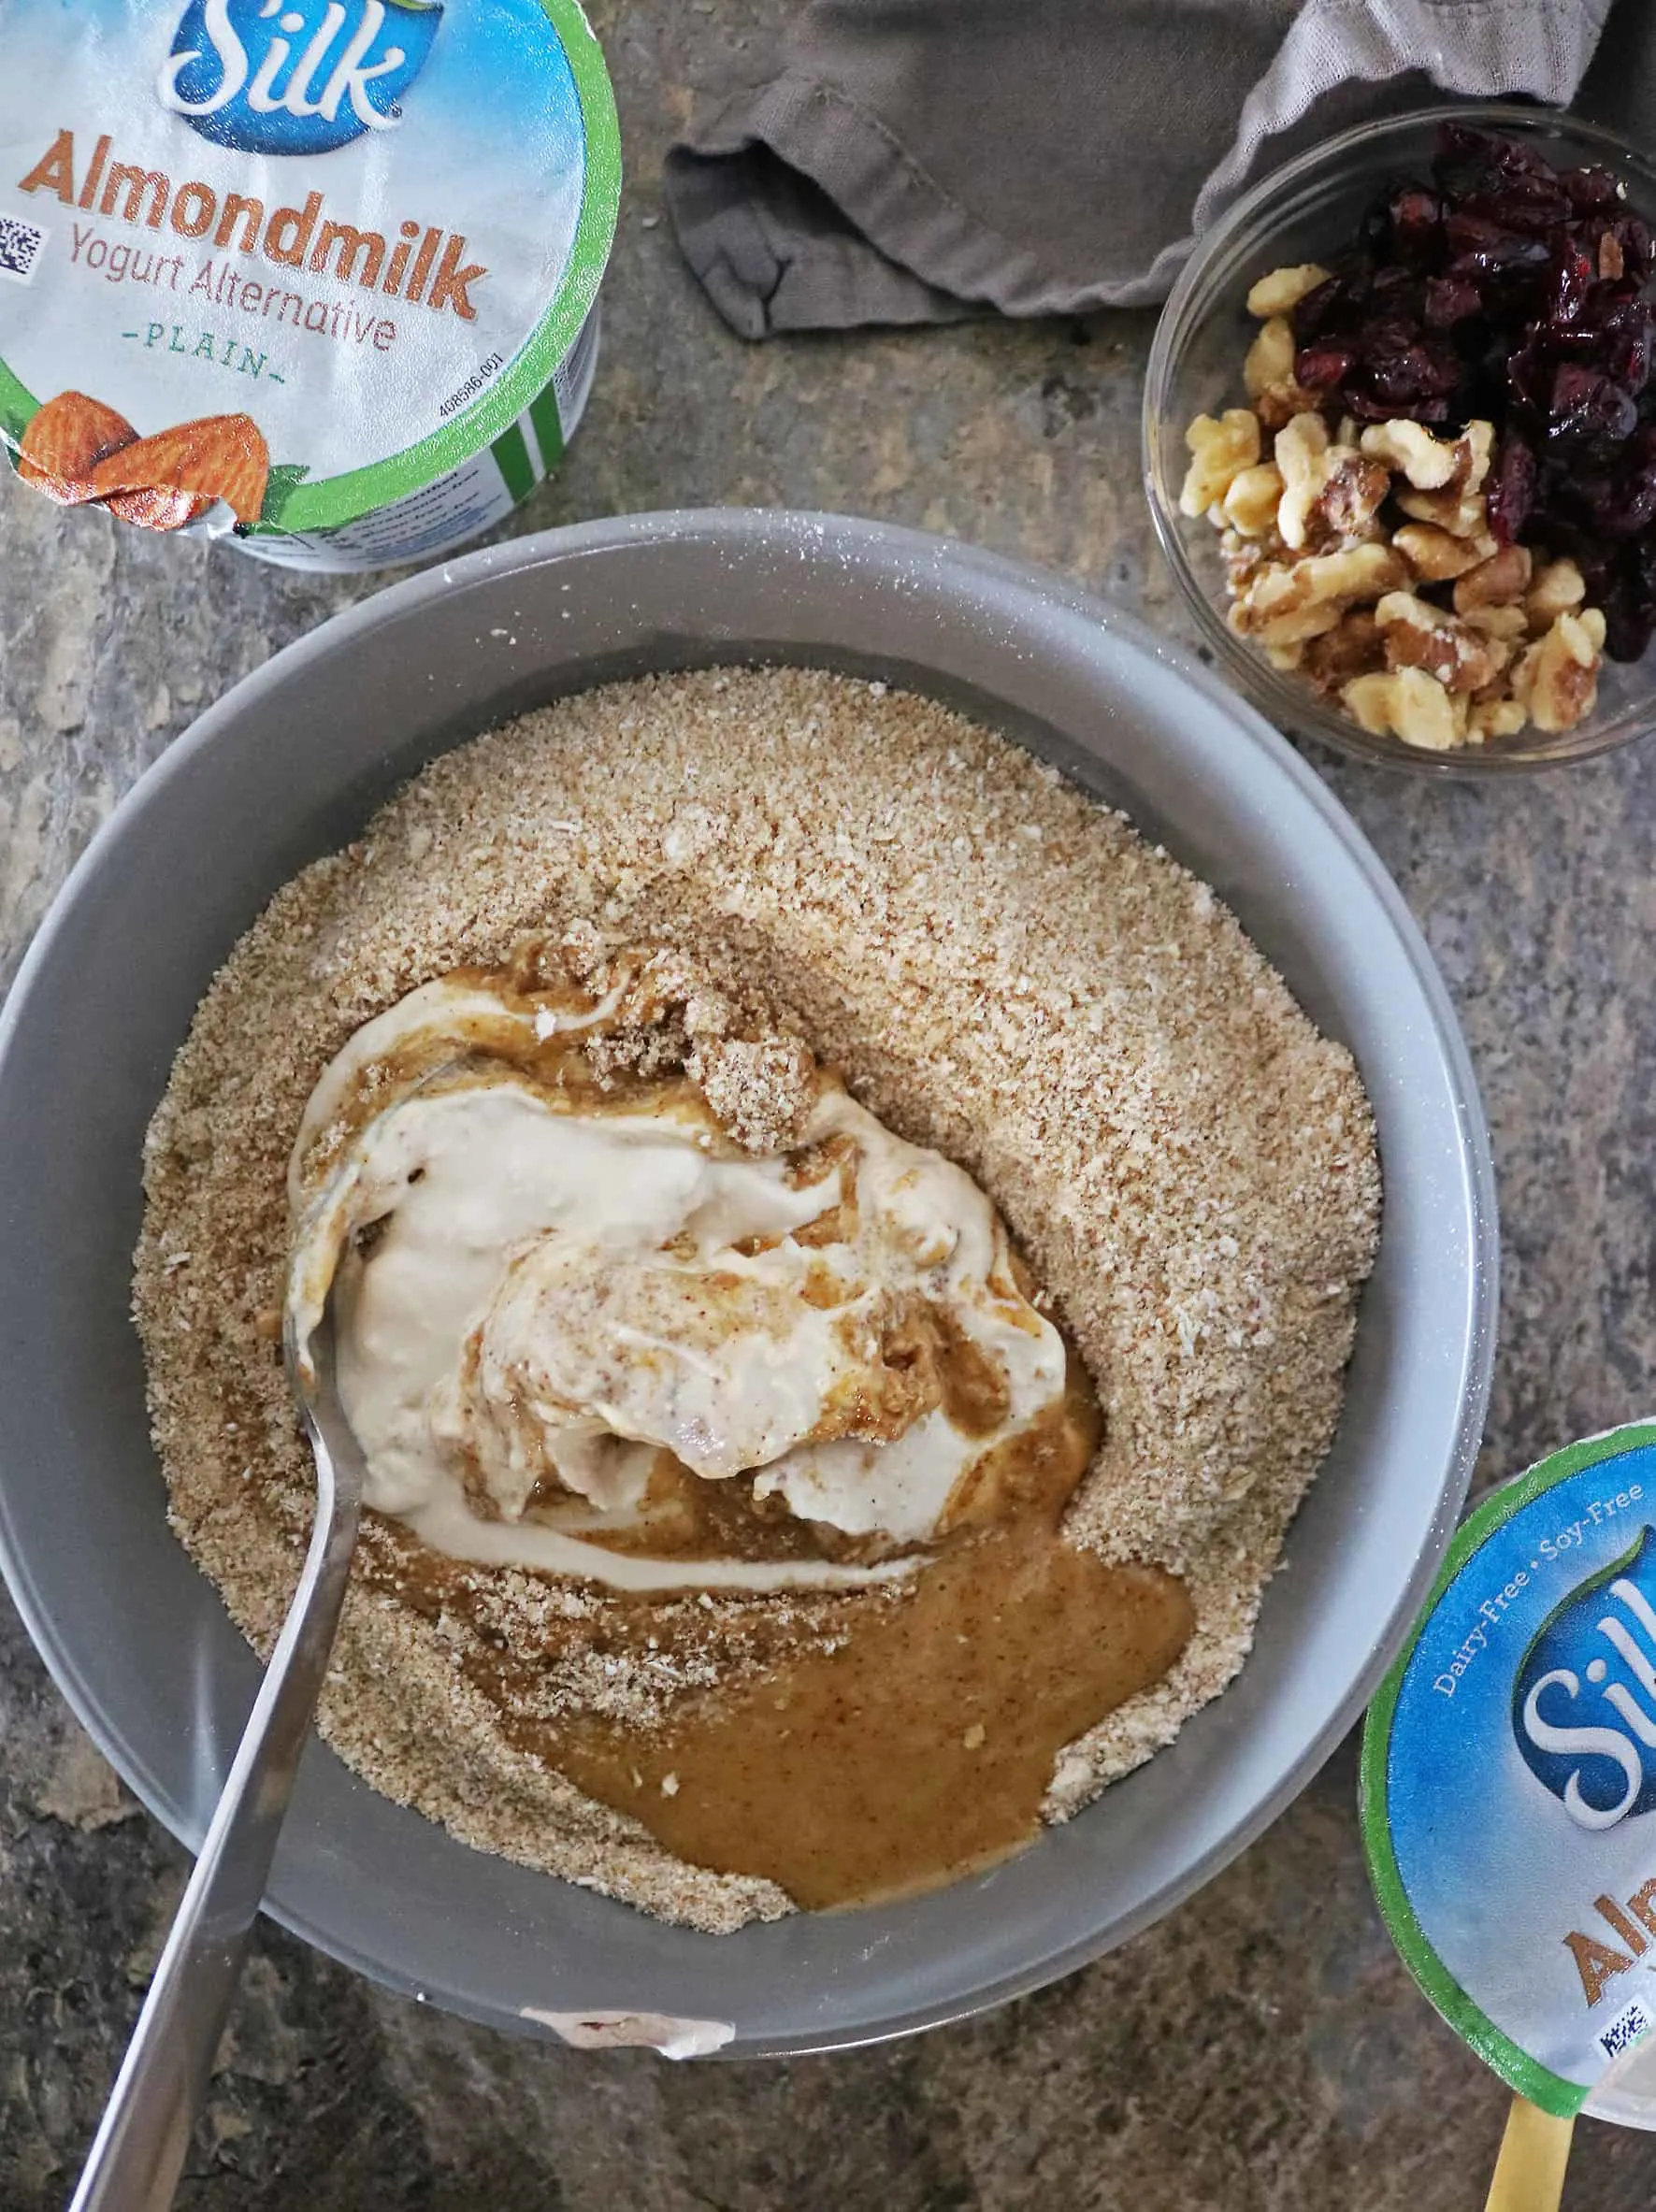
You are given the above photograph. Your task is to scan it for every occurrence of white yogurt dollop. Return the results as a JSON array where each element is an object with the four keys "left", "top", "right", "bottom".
[{"left": 287, "top": 976, "right": 1068, "bottom": 1592}]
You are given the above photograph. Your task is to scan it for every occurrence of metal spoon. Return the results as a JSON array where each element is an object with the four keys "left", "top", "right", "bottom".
[{"left": 70, "top": 1303, "right": 363, "bottom": 2212}]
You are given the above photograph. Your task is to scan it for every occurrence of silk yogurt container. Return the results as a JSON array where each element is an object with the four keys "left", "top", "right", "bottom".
[{"left": 0, "top": 0, "right": 620, "bottom": 569}]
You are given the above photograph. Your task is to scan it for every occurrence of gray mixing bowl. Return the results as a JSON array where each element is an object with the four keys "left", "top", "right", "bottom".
[{"left": 0, "top": 510, "right": 1495, "bottom": 2058}]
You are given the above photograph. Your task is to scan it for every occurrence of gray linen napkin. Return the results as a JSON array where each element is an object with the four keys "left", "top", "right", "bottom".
[{"left": 663, "top": 0, "right": 1618, "bottom": 339}]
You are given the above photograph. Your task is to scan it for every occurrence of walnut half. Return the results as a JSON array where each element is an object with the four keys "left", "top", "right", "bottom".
[
  {"left": 1343, "top": 668, "right": 1465, "bottom": 752},
  {"left": 1375, "top": 591, "right": 1505, "bottom": 695},
  {"left": 1180, "top": 409, "right": 1260, "bottom": 518},
  {"left": 1231, "top": 543, "right": 1405, "bottom": 646},
  {"left": 1245, "top": 263, "right": 1331, "bottom": 318},
  {"left": 1512, "top": 610, "right": 1606, "bottom": 734}
]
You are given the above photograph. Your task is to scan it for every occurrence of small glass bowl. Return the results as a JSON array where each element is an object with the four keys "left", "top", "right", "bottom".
[{"left": 1144, "top": 102, "right": 1656, "bottom": 775}]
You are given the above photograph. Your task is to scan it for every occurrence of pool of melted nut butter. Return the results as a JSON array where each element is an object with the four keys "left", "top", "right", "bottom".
[
  {"left": 324, "top": 955, "right": 1195, "bottom": 1910},
  {"left": 376, "top": 1383, "right": 1190, "bottom": 1910},
  {"left": 555, "top": 1544, "right": 1191, "bottom": 1910}
]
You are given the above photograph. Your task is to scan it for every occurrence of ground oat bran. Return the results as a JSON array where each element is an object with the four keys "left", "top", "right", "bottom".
[{"left": 133, "top": 666, "right": 1381, "bottom": 1931}]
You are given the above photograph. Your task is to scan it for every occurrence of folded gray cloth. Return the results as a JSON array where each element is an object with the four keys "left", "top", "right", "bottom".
[{"left": 664, "top": 0, "right": 1619, "bottom": 338}]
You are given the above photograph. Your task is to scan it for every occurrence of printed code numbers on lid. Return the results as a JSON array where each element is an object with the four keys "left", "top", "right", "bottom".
[{"left": 1599, "top": 1997, "right": 1652, "bottom": 2066}]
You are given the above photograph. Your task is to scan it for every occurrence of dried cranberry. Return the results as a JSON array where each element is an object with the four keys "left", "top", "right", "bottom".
[
  {"left": 1608, "top": 469, "right": 1656, "bottom": 537},
  {"left": 1505, "top": 332, "right": 1556, "bottom": 418},
  {"left": 1447, "top": 224, "right": 1551, "bottom": 280},
  {"left": 1544, "top": 242, "right": 1595, "bottom": 327},
  {"left": 1358, "top": 313, "right": 1421, "bottom": 356},
  {"left": 1563, "top": 164, "right": 1622, "bottom": 214},
  {"left": 1433, "top": 123, "right": 1546, "bottom": 199},
  {"left": 1627, "top": 533, "right": 1656, "bottom": 624},
  {"left": 1489, "top": 133, "right": 1553, "bottom": 180},
  {"left": 1602, "top": 299, "right": 1656, "bottom": 395},
  {"left": 1603, "top": 571, "right": 1656, "bottom": 662},
  {"left": 1421, "top": 274, "right": 1483, "bottom": 330},
  {"left": 1369, "top": 263, "right": 1426, "bottom": 318},
  {"left": 1388, "top": 185, "right": 1443, "bottom": 263},
  {"left": 1290, "top": 271, "right": 1361, "bottom": 344},
  {"left": 1342, "top": 390, "right": 1451, "bottom": 424},
  {"left": 1549, "top": 364, "right": 1639, "bottom": 443},
  {"left": 1573, "top": 539, "right": 1613, "bottom": 591},
  {"left": 1488, "top": 433, "right": 1536, "bottom": 544},
  {"left": 1557, "top": 464, "right": 1646, "bottom": 541},
  {"left": 1443, "top": 208, "right": 1506, "bottom": 260},
  {"left": 1462, "top": 179, "right": 1574, "bottom": 236},
  {"left": 1354, "top": 337, "right": 1460, "bottom": 407},
  {"left": 1294, "top": 344, "right": 1355, "bottom": 392},
  {"left": 1417, "top": 341, "right": 1466, "bottom": 397}
]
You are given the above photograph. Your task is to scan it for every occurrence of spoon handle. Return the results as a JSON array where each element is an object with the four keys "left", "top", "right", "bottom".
[
  {"left": 1483, "top": 2095, "right": 1576, "bottom": 2212},
  {"left": 69, "top": 1416, "right": 361, "bottom": 2212}
]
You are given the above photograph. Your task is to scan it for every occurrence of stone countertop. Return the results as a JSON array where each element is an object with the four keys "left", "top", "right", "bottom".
[{"left": 3, "top": 6, "right": 1656, "bottom": 2206}]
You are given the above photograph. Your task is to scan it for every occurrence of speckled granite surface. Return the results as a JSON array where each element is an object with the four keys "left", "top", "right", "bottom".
[{"left": 4, "top": 7, "right": 1656, "bottom": 2205}]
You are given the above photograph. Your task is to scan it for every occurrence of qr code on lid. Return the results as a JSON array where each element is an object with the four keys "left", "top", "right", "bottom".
[
  {"left": 1598, "top": 1996, "right": 1652, "bottom": 2064},
  {"left": 0, "top": 213, "right": 46, "bottom": 283}
]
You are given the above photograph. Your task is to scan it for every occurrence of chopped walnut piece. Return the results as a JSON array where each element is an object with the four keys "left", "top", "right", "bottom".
[
  {"left": 1512, "top": 610, "right": 1602, "bottom": 733},
  {"left": 1526, "top": 558, "right": 1587, "bottom": 628},
  {"left": 1453, "top": 545, "right": 1533, "bottom": 613},
  {"left": 1244, "top": 318, "right": 1295, "bottom": 399},
  {"left": 1229, "top": 598, "right": 1341, "bottom": 648},
  {"left": 1301, "top": 610, "right": 1385, "bottom": 694},
  {"left": 1600, "top": 231, "right": 1626, "bottom": 280},
  {"left": 1273, "top": 412, "right": 1329, "bottom": 549},
  {"left": 1359, "top": 419, "right": 1493, "bottom": 499},
  {"left": 1312, "top": 452, "right": 1390, "bottom": 545},
  {"left": 1375, "top": 590, "right": 1504, "bottom": 694},
  {"left": 1303, "top": 542, "right": 1409, "bottom": 602},
  {"left": 1231, "top": 542, "right": 1404, "bottom": 646},
  {"left": 1343, "top": 667, "right": 1465, "bottom": 751},
  {"left": 1469, "top": 699, "right": 1529, "bottom": 742},
  {"left": 1359, "top": 420, "right": 1462, "bottom": 490},
  {"left": 1222, "top": 462, "right": 1286, "bottom": 538},
  {"left": 1246, "top": 263, "right": 1332, "bottom": 318},
  {"left": 1255, "top": 380, "right": 1324, "bottom": 432},
  {"left": 1264, "top": 641, "right": 1304, "bottom": 670},
  {"left": 1459, "top": 603, "right": 1530, "bottom": 642},
  {"left": 1179, "top": 409, "right": 1261, "bottom": 518},
  {"left": 1579, "top": 607, "right": 1607, "bottom": 652},
  {"left": 1394, "top": 523, "right": 1492, "bottom": 583},
  {"left": 1461, "top": 421, "right": 1495, "bottom": 496},
  {"left": 1219, "top": 524, "right": 1281, "bottom": 594},
  {"left": 1393, "top": 483, "right": 1489, "bottom": 539}
]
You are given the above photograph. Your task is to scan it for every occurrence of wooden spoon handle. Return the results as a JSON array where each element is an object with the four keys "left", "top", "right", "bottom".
[{"left": 1484, "top": 2095, "right": 1576, "bottom": 2212}]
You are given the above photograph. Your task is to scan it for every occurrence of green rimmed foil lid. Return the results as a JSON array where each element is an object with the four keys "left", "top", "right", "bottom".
[
  {"left": 1362, "top": 1423, "right": 1656, "bottom": 2116},
  {"left": 0, "top": 0, "right": 619, "bottom": 540}
]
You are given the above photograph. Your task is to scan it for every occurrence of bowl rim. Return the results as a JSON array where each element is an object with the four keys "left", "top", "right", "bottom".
[
  {"left": 1143, "top": 97, "right": 1656, "bottom": 778},
  {"left": 0, "top": 508, "right": 1499, "bottom": 2055}
]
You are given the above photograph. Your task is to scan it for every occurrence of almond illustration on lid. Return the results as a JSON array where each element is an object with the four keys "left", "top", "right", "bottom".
[
  {"left": 89, "top": 411, "right": 269, "bottom": 524},
  {"left": 0, "top": 0, "right": 620, "bottom": 570},
  {"left": 19, "top": 387, "right": 263, "bottom": 529},
  {"left": 17, "top": 388, "right": 137, "bottom": 502}
]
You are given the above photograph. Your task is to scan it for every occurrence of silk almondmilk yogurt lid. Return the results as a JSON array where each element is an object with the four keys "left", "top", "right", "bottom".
[
  {"left": 1362, "top": 1422, "right": 1656, "bottom": 2125},
  {"left": 0, "top": 0, "right": 619, "bottom": 569}
]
